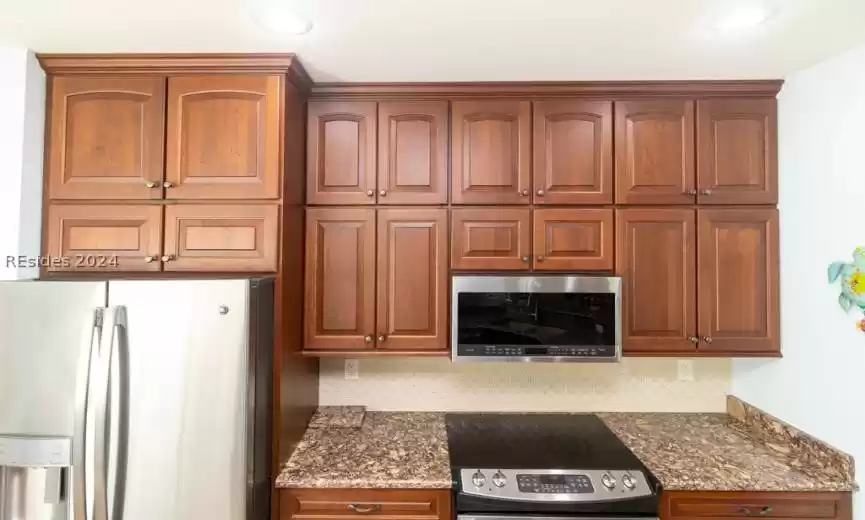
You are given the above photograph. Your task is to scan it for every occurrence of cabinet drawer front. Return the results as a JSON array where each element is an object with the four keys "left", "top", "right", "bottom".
[
  {"left": 287, "top": 489, "right": 448, "bottom": 518},
  {"left": 533, "top": 208, "right": 613, "bottom": 270},
  {"left": 163, "top": 204, "right": 279, "bottom": 272},
  {"left": 451, "top": 208, "right": 531, "bottom": 270},
  {"left": 669, "top": 496, "right": 841, "bottom": 519},
  {"left": 45, "top": 204, "right": 163, "bottom": 272}
]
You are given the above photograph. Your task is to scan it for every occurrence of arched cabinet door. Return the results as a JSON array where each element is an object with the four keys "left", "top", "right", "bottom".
[
  {"left": 165, "top": 75, "right": 281, "bottom": 200},
  {"left": 47, "top": 77, "right": 166, "bottom": 200}
]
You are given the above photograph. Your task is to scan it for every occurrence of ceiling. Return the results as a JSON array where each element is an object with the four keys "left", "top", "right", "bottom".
[{"left": 2, "top": 0, "right": 865, "bottom": 82}]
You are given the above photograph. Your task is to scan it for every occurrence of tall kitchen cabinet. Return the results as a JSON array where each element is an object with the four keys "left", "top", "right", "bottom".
[{"left": 39, "top": 54, "right": 311, "bottom": 273}]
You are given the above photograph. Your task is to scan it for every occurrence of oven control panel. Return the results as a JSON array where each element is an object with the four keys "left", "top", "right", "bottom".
[{"left": 459, "top": 468, "right": 654, "bottom": 503}]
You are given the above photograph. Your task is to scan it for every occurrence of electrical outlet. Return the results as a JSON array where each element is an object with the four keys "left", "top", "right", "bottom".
[
  {"left": 677, "top": 360, "right": 694, "bottom": 381},
  {"left": 344, "top": 359, "right": 360, "bottom": 380}
]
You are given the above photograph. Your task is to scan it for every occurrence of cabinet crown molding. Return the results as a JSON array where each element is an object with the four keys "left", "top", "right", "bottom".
[
  {"left": 310, "top": 80, "right": 783, "bottom": 100},
  {"left": 37, "top": 53, "right": 312, "bottom": 89}
]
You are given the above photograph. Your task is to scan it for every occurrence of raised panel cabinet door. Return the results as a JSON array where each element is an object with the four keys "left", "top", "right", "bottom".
[
  {"left": 377, "top": 209, "right": 448, "bottom": 351},
  {"left": 305, "top": 208, "right": 376, "bottom": 350},
  {"left": 47, "top": 76, "right": 166, "bottom": 200},
  {"left": 616, "top": 209, "right": 697, "bottom": 353},
  {"left": 45, "top": 204, "right": 163, "bottom": 272},
  {"left": 697, "top": 99, "right": 778, "bottom": 205},
  {"left": 165, "top": 76, "right": 281, "bottom": 200},
  {"left": 378, "top": 101, "right": 449, "bottom": 204},
  {"left": 615, "top": 100, "right": 696, "bottom": 204},
  {"left": 697, "top": 208, "right": 779, "bottom": 354},
  {"left": 451, "top": 100, "right": 531, "bottom": 204},
  {"left": 451, "top": 208, "right": 531, "bottom": 270},
  {"left": 533, "top": 208, "right": 613, "bottom": 271},
  {"left": 308, "top": 101, "right": 378, "bottom": 205},
  {"left": 533, "top": 100, "right": 613, "bottom": 204},
  {"left": 162, "top": 204, "right": 279, "bottom": 272}
]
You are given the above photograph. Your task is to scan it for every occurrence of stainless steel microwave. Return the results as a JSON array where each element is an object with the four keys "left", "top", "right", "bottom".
[{"left": 451, "top": 275, "right": 622, "bottom": 363}]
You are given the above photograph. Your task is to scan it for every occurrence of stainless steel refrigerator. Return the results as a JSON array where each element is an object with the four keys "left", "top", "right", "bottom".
[{"left": 0, "top": 279, "right": 275, "bottom": 520}]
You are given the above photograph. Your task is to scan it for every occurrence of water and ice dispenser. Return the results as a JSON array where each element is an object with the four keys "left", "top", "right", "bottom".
[{"left": 0, "top": 436, "right": 71, "bottom": 520}]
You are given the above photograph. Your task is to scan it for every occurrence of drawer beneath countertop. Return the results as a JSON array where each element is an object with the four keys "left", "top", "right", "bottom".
[
  {"left": 281, "top": 489, "right": 451, "bottom": 520},
  {"left": 663, "top": 491, "right": 852, "bottom": 520}
]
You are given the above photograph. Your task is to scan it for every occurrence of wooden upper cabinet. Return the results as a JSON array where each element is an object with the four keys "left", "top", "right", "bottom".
[
  {"left": 533, "top": 208, "right": 613, "bottom": 271},
  {"left": 377, "top": 209, "right": 448, "bottom": 351},
  {"left": 533, "top": 100, "right": 613, "bottom": 204},
  {"left": 616, "top": 209, "right": 697, "bottom": 353},
  {"left": 307, "top": 101, "right": 377, "bottom": 205},
  {"left": 304, "top": 208, "right": 376, "bottom": 350},
  {"left": 165, "top": 75, "right": 281, "bottom": 200},
  {"left": 697, "top": 208, "right": 779, "bottom": 354},
  {"left": 47, "top": 77, "right": 166, "bottom": 200},
  {"left": 697, "top": 99, "right": 778, "bottom": 205},
  {"left": 615, "top": 100, "right": 696, "bottom": 205},
  {"left": 45, "top": 204, "right": 163, "bottom": 272},
  {"left": 378, "top": 101, "right": 449, "bottom": 204},
  {"left": 451, "top": 100, "right": 531, "bottom": 204},
  {"left": 162, "top": 204, "right": 279, "bottom": 272},
  {"left": 451, "top": 208, "right": 531, "bottom": 270}
]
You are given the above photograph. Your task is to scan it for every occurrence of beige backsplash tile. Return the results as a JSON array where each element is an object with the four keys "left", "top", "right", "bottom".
[{"left": 319, "top": 358, "right": 731, "bottom": 412}]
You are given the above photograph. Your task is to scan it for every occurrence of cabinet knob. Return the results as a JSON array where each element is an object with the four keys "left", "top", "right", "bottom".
[
  {"left": 521, "top": 256, "right": 530, "bottom": 263},
  {"left": 163, "top": 182, "right": 174, "bottom": 188},
  {"left": 689, "top": 336, "right": 699, "bottom": 344},
  {"left": 161, "top": 255, "right": 175, "bottom": 262},
  {"left": 537, "top": 256, "right": 545, "bottom": 263},
  {"left": 536, "top": 190, "right": 545, "bottom": 197},
  {"left": 144, "top": 256, "right": 155, "bottom": 263},
  {"left": 145, "top": 181, "right": 157, "bottom": 189},
  {"left": 366, "top": 190, "right": 374, "bottom": 197},
  {"left": 379, "top": 190, "right": 387, "bottom": 197},
  {"left": 700, "top": 188, "right": 713, "bottom": 196},
  {"left": 702, "top": 336, "right": 713, "bottom": 344},
  {"left": 520, "top": 189, "right": 529, "bottom": 196},
  {"left": 363, "top": 335, "right": 373, "bottom": 344},
  {"left": 377, "top": 335, "right": 387, "bottom": 342},
  {"left": 686, "top": 189, "right": 697, "bottom": 196}
]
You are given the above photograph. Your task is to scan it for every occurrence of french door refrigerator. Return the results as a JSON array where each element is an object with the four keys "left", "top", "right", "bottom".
[{"left": 0, "top": 279, "right": 275, "bottom": 520}]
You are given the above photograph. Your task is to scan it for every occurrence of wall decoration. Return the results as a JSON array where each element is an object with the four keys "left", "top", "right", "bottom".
[{"left": 827, "top": 247, "right": 865, "bottom": 332}]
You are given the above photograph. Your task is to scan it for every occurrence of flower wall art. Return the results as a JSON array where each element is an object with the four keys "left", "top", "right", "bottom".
[{"left": 827, "top": 246, "right": 865, "bottom": 332}]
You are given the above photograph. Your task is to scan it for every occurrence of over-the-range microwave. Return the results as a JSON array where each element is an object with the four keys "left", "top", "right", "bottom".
[{"left": 451, "top": 275, "right": 622, "bottom": 363}]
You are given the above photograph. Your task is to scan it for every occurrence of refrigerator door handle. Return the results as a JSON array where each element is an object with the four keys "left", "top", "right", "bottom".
[
  {"left": 92, "top": 307, "right": 116, "bottom": 520},
  {"left": 106, "top": 306, "right": 130, "bottom": 520},
  {"left": 74, "top": 308, "right": 104, "bottom": 520}
]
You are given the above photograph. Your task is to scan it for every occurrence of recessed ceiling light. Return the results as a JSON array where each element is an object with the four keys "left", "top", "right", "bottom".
[
  {"left": 251, "top": 2, "right": 313, "bottom": 35},
  {"left": 714, "top": 4, "right": 776, "bottom": 32}
]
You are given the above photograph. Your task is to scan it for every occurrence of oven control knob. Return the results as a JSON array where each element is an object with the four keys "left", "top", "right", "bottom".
[
  {"left": 601, "top": 473, "right": 616, "bottom": 490},
  {"left": 492, "top": 471, "right": 507, "bottom": 488},
  {"left": 622, "top": 474, "right": 636, "bottom": 490},
  {"left": 471, "top": 470, "right": 486, "bottom": 487}
]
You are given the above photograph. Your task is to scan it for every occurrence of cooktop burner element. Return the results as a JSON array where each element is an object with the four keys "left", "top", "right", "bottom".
[{"left": 446, "top": 413, "right": 660, "bottom": 517}]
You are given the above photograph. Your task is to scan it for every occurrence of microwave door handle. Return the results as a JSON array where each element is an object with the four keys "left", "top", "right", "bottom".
[
  {"left": 74, "top": 308, "right": 103, "bottom": 520},
  {"left": 92, "top": 307, "right": 117, "bottom": 520},
  {"left": 106, "top": 306, "right": 130, "bottom": 520}
]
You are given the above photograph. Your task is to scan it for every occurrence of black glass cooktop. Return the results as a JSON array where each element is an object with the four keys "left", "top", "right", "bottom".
[{"left": 446, "top": 413, "right": 645, "bottom": 470}]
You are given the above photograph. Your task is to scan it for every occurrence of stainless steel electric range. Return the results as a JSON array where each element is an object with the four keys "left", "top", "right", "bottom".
[{"left": 446, "top": 414, "right": 661, "bottom": 520}]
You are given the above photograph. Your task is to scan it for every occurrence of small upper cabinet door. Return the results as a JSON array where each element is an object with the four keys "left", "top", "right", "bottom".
[
  {"left": 378, "top": 101, "right": 449, "bottom": 204},
  {"left": 165, "top": 76, "right": 281, "bottom": 200},
  {"left": 162, "top": 204, "right": 279, "bottom": 272},
  {"left": 308, "top": 102, "right": 377, "bottom": 205},
  {"left": 451, "top": 208, "right": 531, "bottom": 270},
  {"left": 698, "top": 208, "right": 779, "bottom": 354},
  {"left": 47, "top": 77, "right": 166, "bottom": 200},
  {"left": 533, "top": 208, "right": 613, "bottom": 271},
  {"left": 697, "top": 99, "right": 778, "bottom": 205},
  {"left": 615, "top": 100, "right": 695, "bottom": 204},
  {"left": 616, "top": 209, "right": 697, "bottom": 353},
  {"left": 377, "top": 209, "right": 448, "bottom": 351},
  {"left": 533, "top": 100, "right": 613, "bottom": 204},
  {"left": 451, "top": 100, "right": 531, "bottom": 204},
  {"left": 45, "top": 204, "right": 163, "bottom": 272},
  {"left": 305, "top": 208, "right": 377, "bottom": 350}
]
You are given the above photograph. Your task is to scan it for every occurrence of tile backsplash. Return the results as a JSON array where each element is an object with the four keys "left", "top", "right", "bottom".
[{"left": 319, "top": 358, "right": 731, "bottom": 412}]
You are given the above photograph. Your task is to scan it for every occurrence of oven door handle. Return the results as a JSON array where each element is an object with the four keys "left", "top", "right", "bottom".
[{"left": 458, "top": 516, "right": 658, "bottom": 520}]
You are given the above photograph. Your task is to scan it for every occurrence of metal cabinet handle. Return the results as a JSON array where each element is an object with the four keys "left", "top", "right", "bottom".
[
  {"left": 536, "top": 256, "right": 545, "bottom": 263},
  {"left": 348, "top": 504, "right": 381, "bottom": 514},
  {"left": 145, "top": 181, "right": 157, "bottom": 188},
  {"left": 163, "top": 182, "right": 173, "bottom": 188},
  {"left": 700, "top": 188, "right": 713, "bottom": 196},
  {"left": 738, "top": 506, "right": 772, "bottom": 517},
  {"left": 689, "top": 336, "right": 699, "bottom": 344},
  {"left": 520, "top": 189, "right": 529, "bottom": 196},
  {"left": 686, "top": 189, "right": 697, "bottom": 196},
  {"left": 144, "top": 256, "right": 155, "bottom": 263},
  {"left": 161, "top": 255, "right": 175, "bottom": 262},
  {"left": 536, "top": 190, "right": 545, "bottom": 197},
  {"left": 379, "top": 190, "right": 387, "bottom": 197},
  {"left": 702, "top": 336, "right": 713, "bottom": 344},
  {"left": 366, "top": 190, "right": 374, "bottom": 197},
  {"left": 521, "top": 256, "right": 530, "bottom": 263},
  {"left": 378, "top": 335, "right": 387, "bottom": 342},
  {"left": 363, "top": 335, "right": 373, "bottom": 344}
]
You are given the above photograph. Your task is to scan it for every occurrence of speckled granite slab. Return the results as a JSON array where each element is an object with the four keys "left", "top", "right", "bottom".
[
  {"left": 276, "top": 412, "right": 451, "bottom": 489},
  {"left": 308, "top": 406, "right": 366, "bottom": 428},
  {"left": 727, "top": 396, "right": 855, "bottom": 486},
  {"left": 599, "top": 412, "right": 857, "bottom": 492}
]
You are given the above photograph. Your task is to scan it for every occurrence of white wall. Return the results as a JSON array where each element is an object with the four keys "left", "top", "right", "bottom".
[
  {"left": 733, "top": 42, "right": 865, "bottom": 518},
  {"left": 0, "top": 47, "right": 45, "bottom": 281}
]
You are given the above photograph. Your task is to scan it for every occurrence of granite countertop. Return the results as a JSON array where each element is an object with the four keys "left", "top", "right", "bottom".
[
  {"left": 277, "top": 403, "right": 856, "bottom": 492},
  {"left": 276, "top": 410, "right": 451, "bottom": 489}
]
